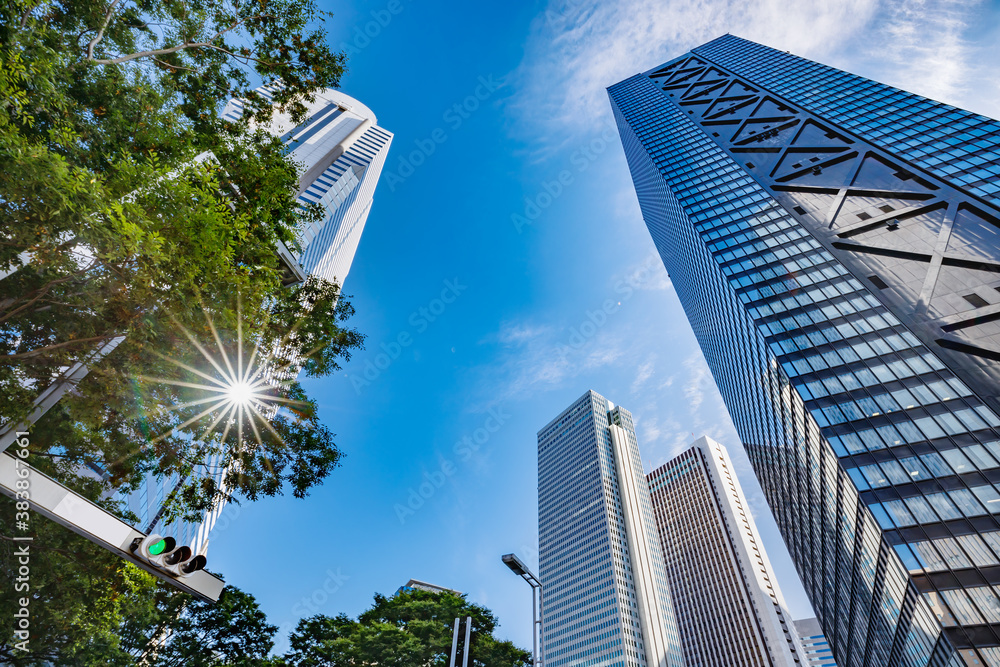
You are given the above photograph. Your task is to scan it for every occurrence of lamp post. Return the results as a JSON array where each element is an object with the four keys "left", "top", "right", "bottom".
[{"left": 502, "top": 553, "right": 542, "bottom": 667}]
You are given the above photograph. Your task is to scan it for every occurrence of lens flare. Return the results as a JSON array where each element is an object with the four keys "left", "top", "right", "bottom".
[
  {"left": 138, "top": 296, "right": 308, "bottom": 452},
  {"left": 225, "top": 381, "right": 255, "bottom": 406}
]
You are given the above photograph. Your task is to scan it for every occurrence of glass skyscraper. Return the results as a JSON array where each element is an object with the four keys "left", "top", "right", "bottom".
[
  {"left": 609, "top": 34, "right": 1000, "bottom": 667},
  {"left": 647, "top": 436, "right": 805, "bottom": 666},
  {"left": 538, "top": 390, "right": 684, "bottom": 667}
]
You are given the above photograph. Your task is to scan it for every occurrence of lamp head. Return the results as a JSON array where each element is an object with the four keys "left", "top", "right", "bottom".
[{"left": 502, "top": 553, "right": 528, "bottom": 576}]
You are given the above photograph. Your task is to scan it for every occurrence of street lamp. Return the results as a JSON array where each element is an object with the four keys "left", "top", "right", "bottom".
[{"left": 502, "top": 553, "right": 542, "bottom": 667}]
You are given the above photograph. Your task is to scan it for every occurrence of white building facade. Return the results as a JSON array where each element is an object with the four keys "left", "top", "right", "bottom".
[
  {"left": 647, "top": 436, "right": 804, "bottom": 666},
  {"left": 223, "top": 84, "right": 393, "bottom": 287},
  {"left": 795, "top": 618, "right": 838, "bottom": 667},
  {"left": 126, "top": 86, "right": 392, "bottom": 556}
]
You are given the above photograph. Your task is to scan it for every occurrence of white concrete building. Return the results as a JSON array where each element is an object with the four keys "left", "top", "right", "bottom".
[
  {"left": 127, "top": 86, "right": 392, "bottom": 557},
  {"left": 794, "top": 618, "right": 838, "bottom": 667},
  {"left": 222, "top": 84, "right": 393, "bottom": 287}
]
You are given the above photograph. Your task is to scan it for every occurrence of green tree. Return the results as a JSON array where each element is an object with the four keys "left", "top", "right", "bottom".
[
  {"left": 283, "top": 590, "right": 532, "bottom": 667},
  {"left": 1, "top": 0, "right": 360, "bottom": 518},
  {"left": 149, "top": 586, "right": 277, "bottom": 667},
  {"left": 0, "top": 502, "right": 168, "bottom": 665},
  {"left": 1, "top": 0, "right": 364, "bottom": 659}
]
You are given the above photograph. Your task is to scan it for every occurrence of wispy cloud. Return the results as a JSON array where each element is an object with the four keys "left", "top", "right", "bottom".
[
  {"left": 474, "top": 319, "right": 625, "bottom": 407},
  {"left": 858, "top": 0, "right": 988, "bottom": 108},
  {"left": 510, "top": 0, "right": 881, "bottom": 144},
  {"left": 681, "top": 353, "right": 710, "bottom": 414},
  {"left": 630, "top": 357, "right": 655, "bottom": 395},
  {"left": 509, "top": 0, "right": 996, "bottom": 149},
  {"left": 495, "top": 322, "right": 554, "bottom": 346}
]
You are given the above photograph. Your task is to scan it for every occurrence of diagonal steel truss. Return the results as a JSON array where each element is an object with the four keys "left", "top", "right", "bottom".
[{"left": 649, "top": 55, "right": 1000, "bottom": 415}]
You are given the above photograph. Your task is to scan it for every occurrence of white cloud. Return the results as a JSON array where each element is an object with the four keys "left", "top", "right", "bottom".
[
  {"left": 630, "top": 357, "right": 655, "bottom": 395},
  {"left": 856, "top": 0, "right": 991, "bottom": 111},
  {"left": 509, "top": 0, "right": 994, "bottom": 147},
  {"left": 471, "top": 319, "right": 626, "bottom": 408},
  {"left": 638, "top": 413, "right": 662, "bottom": 444},
  {"left": 495, "top": 322, "right": 554, "bottom": 346},
  {"left": 681, "top": 353, "right": 711, "bottom": 414},
  {"left": 510, "top": 0, "right": 881, "bottom": 143}
]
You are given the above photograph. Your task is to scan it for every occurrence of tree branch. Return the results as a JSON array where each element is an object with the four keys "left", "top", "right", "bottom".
[
  {"left": 19, "top": 1, "right": 44, "bottom": 28},
  {"left": 0, "top": 265, "right": 93, "bottom": 324},
  {"left": 86, "top": 0, "right": 124, "bottom": 60},
  {"left": 92, "top": 40, "right": 214, "bottom": 65},
  {"left": 0, "top": 334, "right": 117, "bottom": 361},
  {"left": 152, "top": 57, "right": 198, "bottom": 73},
  {"left": 85, "top": 14, "right": 278, "bottom": 66}
]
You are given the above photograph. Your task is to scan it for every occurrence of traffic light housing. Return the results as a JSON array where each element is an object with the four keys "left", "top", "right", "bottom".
[
  {"left": 131, "top": 534, "right": 176, "bottom": 566},
  {"left": 129, "top": 534, "right": 206, "bottom": 577},
  {"left": 163, "top": 545, "right": 207, "bottom": 577}
]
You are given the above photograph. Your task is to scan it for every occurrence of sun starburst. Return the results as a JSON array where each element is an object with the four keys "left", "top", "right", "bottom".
[{"left": 137, "top": 297, "right": 308, "bottom": 453}]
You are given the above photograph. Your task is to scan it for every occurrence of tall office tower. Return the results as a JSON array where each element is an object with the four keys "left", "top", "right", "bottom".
[
  {"left": 125, "top": 86, "right": 393, "bottom": 556},
  {"left": 538, "top": 390, "right": 685, "bottom": 667},
  {"left": 647, "top": 436, "right": 804, "bottom": 665},
  {"left": 608, "top": 33, "right": 1000, "bottom": 667},
  {"left": 795, "top": 618, "right": 839, "bottom": 667},
  {"left": 223, "top": 84, "right": 393, "bottom": 287}
]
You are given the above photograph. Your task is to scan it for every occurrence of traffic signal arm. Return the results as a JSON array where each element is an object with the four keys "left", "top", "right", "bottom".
[{"left": 0, "top": 451, "right": 223, "bottom": 601}]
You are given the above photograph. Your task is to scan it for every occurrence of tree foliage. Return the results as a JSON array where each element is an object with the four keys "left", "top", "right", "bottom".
[
  {"left": 147, "top": 586, "right": 278, "bottom": 667},
  {"left": 0, "top": 574, "right": 531, "bottom": 667},
  {"left": 282, "top": 589, "right": 532, "bottom": 667},
  {"left": 1, "top": 0, "right": 360, "bottom": 517},
  {"left": 0, "top": 500, "right": 169, "bottom": 665},
  {"left": 1, "top": 0, "right": 365, "bottom": 659}
]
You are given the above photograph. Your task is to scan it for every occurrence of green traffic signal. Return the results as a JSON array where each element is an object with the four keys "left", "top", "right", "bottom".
[{"left": 148, "top": 539, "right": 168, "bottom": 556}]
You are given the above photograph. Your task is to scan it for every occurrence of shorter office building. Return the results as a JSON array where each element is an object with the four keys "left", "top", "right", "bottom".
[
  {"left": 795, "top": 618, "right": 838, "bottom": 667},
  {"left": 648, "top": 436, "right": 804, "bottom": 666},
  {"left": 394, "top": 579, "right": 462, "bottom": 597}
]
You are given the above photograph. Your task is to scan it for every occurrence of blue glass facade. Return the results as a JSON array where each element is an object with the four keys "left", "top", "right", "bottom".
[
  {"left": 538, "top": 391, "right": 684, "bottom": 667},
  {"left": 609, "top": 34, "right": 1000, "bottom": 667},
  {"left": 693, "top": 39, "right": 1000, "bottom": 208}
]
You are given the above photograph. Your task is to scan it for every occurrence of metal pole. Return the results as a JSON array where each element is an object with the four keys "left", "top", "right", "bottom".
[
  {"left": 532, "top": 585, "right": 538, "bottom": 667},
  {"left": 0, "top": 451, "right": 224, "bottom": 601},
  {"left": 502, "top": 554, "right": 544, "bottom": 667},
  {"left": 536, "top": 584, "right": 544, "bottom": 667},
  {"left": 462, "top": 616, "right": 472, "bottom": 667},
  {"left": 449, "top": 618, "right": 460, "bottom": 667}
]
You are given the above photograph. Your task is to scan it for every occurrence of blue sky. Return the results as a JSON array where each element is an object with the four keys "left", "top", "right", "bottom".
[{"left": 207, "top": 0, "right": 1000, "bottom": 652}]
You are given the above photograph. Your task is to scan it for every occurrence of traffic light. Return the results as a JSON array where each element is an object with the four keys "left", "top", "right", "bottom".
[
  {"left": 131, "top": 534, "right": 176, "bottom": 566},
  {"left": 164, "top": 545, "right": 208, "bottom": 578},
  {"left": 129, "top": 534, "right": 206, "bottom": 577}
]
